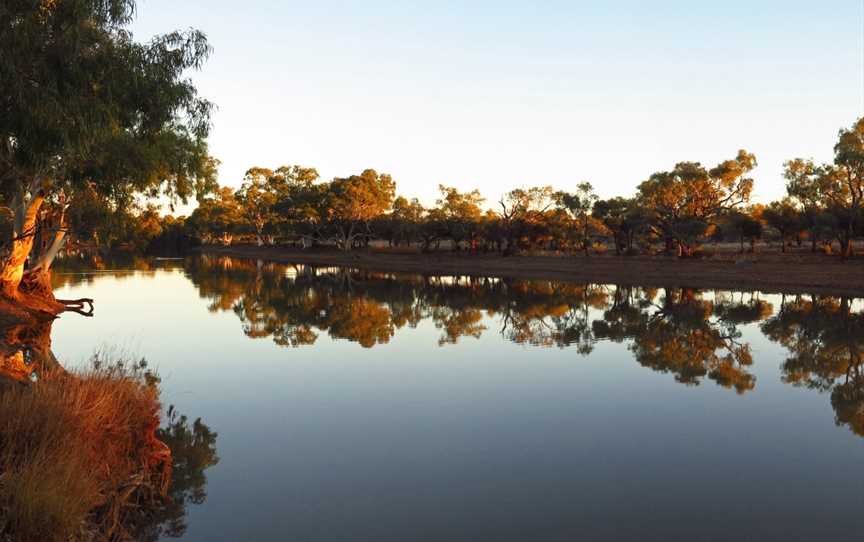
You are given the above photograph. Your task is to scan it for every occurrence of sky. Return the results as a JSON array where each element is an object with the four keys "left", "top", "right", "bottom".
[{"left": 131, "top": 0, "right": 864, "bottom": 210}]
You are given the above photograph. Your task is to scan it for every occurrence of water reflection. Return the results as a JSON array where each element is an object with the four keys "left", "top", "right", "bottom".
[
  {"left": 762, "top": 295, "right": 864, "bottom": 436},
  {"left": 186, "top": 255, "right": 864, "bottom": 438},
  {"left": 624, "top": 288, "right": 767, "bottom": 394},
  {"left": 134, "top": 406, "right": 220, "bottom": 540},
  {"left": 0, "top": 319, "right": 62, "bottom": 382}
]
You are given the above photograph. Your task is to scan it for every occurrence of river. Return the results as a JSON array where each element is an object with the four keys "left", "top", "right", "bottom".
[{"left": 44, "top": 254, "right": 864, "bottom": 541}]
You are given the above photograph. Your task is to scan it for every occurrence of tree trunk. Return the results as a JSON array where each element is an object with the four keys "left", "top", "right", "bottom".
[
  {"left": 21, "top": 267, "right": 55, "bottom": 302},
  {"left": 843, "top": 227, "right": 853, "bottom": 259},
  {"left": 29, "top": 225, "right": 66, "bottom": 277},
  {"left": 0, "top": 194, "right": 45, "bottom": 299},
  {"left": 582, "top": 219, "right": 590, "bottom": 257},
  {"left": 21, "top": 223, "right": 68, "bottom": 303}
]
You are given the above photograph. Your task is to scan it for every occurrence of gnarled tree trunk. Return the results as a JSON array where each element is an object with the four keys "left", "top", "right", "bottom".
[
  {"left": 21, "top": 206, "right": 69, "bottom": 302},
  {"left": 0, "top": 183, "right": 71, "bottom": 318},
  {"left": 0, "top": 191, "right": 45, "bottom": 300}
]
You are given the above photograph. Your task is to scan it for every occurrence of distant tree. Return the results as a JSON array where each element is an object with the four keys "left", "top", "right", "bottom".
[
  {"left": 235, "top": 167, "right": 281, "bottom": 246},
  {"left": 724, "top": 210, "right": 763, "bottom": 253},
  {"left": 637, "top": 151, "right": 755, "bottom": 257},
  {"left": 762, "top": 199, "right": 803, "bottom": 252},
  {"left": 418, "top": 207, "right": 447, "bottom": 253},
  {"left": 386, "top": 196, "right": 425, "bottom": 246},
  {"left": 784, "top": 158, "right": 827, "bottom": 252},
  {"left": 326, "top": 169, "right": 396, "bottom": 250},
  {"left": 785, "top": 118, "right": 864, "bottom": 258},
  {"left": 436, "top": 185, "right": 485, "bottom": 251},
  {"left": 266, "top": 166, "right": 324, "bottom": 247},
  {"left": 555, "top": 183, "right": 598, "bottom": 256},
  {"left": 498, "top": 186, "right": 556, "bottom": 254},
  {"left": 187, "top": 187, "right": 242, "bottom": 245},
  {"left": 592, "top": 197, "right": 650, "bottom": 254}
]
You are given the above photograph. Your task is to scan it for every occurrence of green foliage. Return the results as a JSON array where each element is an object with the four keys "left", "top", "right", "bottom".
[
  {"left": 592, "top": 197, "right": 650, "bottom": 254},
  {"left": 762, "top": 199, "right": 803, "bottom": 251},
  {"left": 555, "top": 183, "right": 598, "bottom": 254},
  {"left": 0, "top": 0, "right": 218, "bottom": 299},
  {"left": 783, "top": 118, "right": 864, "bottom": 256},
  {"left": 1, "top": 0, "right": 216, "bottom": 197},
  {"left": 722, "top": 210, "right": 763, "bottom": 252},
  {"left": 186, "top": 187, "right": 242, "bottom": 244},
  {"left": 436, "top": 185, "right": 485, "bottom": 249}
]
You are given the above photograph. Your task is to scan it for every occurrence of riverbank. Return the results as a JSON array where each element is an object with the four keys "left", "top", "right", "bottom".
[
  {"left": 200, "top": 245, "right": 864, "bottom": 297},
  {"left": 0, "top": 360, "right": 171, "bottom": 541}
]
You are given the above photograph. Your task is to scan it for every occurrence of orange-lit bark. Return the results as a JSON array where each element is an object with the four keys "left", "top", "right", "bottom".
[{"left": 0, "top": 194, "right": 44, "bottom": 299}]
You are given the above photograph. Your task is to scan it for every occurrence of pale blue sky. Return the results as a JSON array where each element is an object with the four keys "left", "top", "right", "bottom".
[{"left": 133, "top": 0, "right": 863, "bottom": 207}]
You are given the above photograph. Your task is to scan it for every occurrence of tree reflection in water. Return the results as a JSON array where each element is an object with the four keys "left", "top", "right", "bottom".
[
  {"left": 625, "top": 288, "right": 769, "bottom": 394},
  {"left": 762, "top": 294, "right": 864, "bottom": 436},
  {"left": 185, "top": 255, "right": 864, "bottom": 437},
  {"left": 133, "top": 406, "right": 219, "bottom": 540},
  {"left": 0, "top": 319, "right": 64, "bottom": 382}
]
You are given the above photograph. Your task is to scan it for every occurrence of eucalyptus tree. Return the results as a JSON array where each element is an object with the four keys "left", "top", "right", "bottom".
[
  {"left": 723, "top": 209, "right": 763, "bottom": 253},
  {"left": 376, "top": 196, "right": 425, "bottom": 247},
  {"left": 0, "top": 0, "right": 216, "bottom": 310},
  {"left": 592, "top": 196, "right": 650, "bottom": 255},
  {"left": 784, "top": 158, "right": 828, "bottom": 252},
  {"left": 555, "top": 183, "right": 598, "bottom": 256},
  {"left": 498, "top": 186, "right": 557, "bottom": 254},
  {"left": 762, "top": 198, "right": 804, "bottom": 252},
  {"left": 435, "top": 185, "right": 485, "bottom": 250},
  {"left": 263, "top": 165, "right": 320, "bottom": 244},
  {"left": 637, "top": 151, "right": 755, "bottom": 257},
  {"left": 326, "top": 169, "right": 396, "bottom": 250},
  {"left": 235, "top": 167, "right": 280, "bottom": 246},
  {"left": 785, "top": 118, "right": 864, "bottom": 258},
  {"left": 186, "top": 187, "right": 242, "bottom": 245},
  {"left": 418, "top": 208, "right": 447, "bottom": 253}
]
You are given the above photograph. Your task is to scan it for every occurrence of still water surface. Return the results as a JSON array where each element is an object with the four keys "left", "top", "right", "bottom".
[{"left": 48, "top": 255, "right": 863, "bottom": 541}]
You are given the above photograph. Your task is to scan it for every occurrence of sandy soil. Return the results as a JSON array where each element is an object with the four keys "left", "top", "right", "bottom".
[{"left": 199, "top": 245, "right": 864, "bottom": 297}]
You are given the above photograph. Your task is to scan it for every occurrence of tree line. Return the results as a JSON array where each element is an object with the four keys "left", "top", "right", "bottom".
[{"left": 183, "top": 118, "right": 864, "bottom": 259}]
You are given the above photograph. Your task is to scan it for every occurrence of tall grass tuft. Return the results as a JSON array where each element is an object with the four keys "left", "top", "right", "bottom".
[{"left": 0, "top": 357, "right": 171, "bottom": 541}]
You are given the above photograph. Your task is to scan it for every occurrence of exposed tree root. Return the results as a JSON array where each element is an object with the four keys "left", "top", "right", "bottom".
[{"left": 56, "top": 298, "right": 94, "bottom": 317}]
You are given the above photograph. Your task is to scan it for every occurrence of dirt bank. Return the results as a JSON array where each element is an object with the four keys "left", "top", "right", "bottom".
[{"left": 199, "top": 245, "right": 864, "bottom": 297}]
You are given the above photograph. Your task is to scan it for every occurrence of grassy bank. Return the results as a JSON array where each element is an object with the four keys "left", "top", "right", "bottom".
[
  {"left": 200, "top": 244, "right": 864, "bottom": 297},
  {"left": 0, "top": 360, "right": 171, "bottom": 541}
]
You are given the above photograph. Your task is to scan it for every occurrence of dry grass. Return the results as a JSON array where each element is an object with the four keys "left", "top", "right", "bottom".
[{"left": 0, "top": 358, "right": 170, "bottom": 541}]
